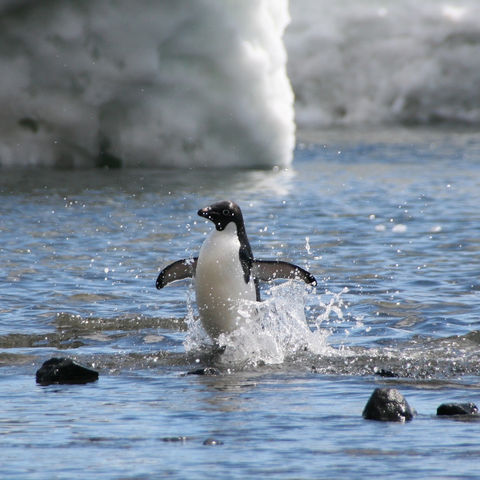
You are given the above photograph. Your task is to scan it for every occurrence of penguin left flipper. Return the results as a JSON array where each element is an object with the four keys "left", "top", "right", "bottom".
[
  {"left": 252, "top": 260, "right": 317, "bottom": 286},
  {"left": 156, "top": 258, "right": 198, "bottom": 289}
]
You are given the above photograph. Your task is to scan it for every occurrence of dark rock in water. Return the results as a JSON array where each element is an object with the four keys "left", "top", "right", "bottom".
[
  {"left": 374, "top": 368, "right": 398, "bottom": 378},
  {"left": 186, "top": 367, "right": 220, "bottom": 376},
  {"left": 162, "top": 436, "right": 190, "bottom": 443},
  {"left": 36, "top": 357, "right": 99, "bottom": 385},
  {"left": 437, "top": 403, "right": 478, "bottom": 416},
  {"left": 203, "top": 438, "right": 224, "bottom": 446},
  {"left": 362, "top": 388, "right": 414, "bottom": 422}
]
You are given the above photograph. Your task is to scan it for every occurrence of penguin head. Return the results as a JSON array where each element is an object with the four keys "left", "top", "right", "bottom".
[{"left": 198, "top": 200, "right": 243, "bottom": 231}]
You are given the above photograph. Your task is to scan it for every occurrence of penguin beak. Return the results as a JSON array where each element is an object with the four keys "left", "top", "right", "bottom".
[
  {"left": 198, "top": 206, "right": 219, "bottom": 224},
  {"left": 198, "top": 205, "right": 224, "bottom": 230},
  {"left": 197, "top": 206, "right": 212, "bottom": 219}
]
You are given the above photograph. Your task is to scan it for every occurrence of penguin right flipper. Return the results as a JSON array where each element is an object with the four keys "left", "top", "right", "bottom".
[
  {"left": 252, "top": 260, "right": 317, "bottom": 286},
  {"left": 156, "top": 258, "right": 198, "bottom": 289}
]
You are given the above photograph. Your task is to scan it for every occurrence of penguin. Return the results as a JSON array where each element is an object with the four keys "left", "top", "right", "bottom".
[{"left": 156, "top": 200, "right": 316, "bottom": 340}]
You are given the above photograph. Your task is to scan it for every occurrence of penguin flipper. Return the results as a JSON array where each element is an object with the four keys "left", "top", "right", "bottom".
[
  {"left": 156, "top": 258, "right": 198, "bottom": 289},
  {"left": 252, "top": 260, "right": 317, "bottom": 286}
]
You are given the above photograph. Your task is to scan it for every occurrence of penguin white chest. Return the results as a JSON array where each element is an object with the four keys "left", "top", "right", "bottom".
[{"left": 195, "top": 222, "right": 256, "bottom": 338}]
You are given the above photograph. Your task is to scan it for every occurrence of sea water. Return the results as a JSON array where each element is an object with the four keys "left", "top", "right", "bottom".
[{"left": 1, "top": 127, "right": 480, "bottom": 479}]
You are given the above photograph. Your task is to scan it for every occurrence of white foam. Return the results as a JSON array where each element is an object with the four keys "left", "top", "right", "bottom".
[
  {"left": 185, "top": 281, "right": 334, "bottom": 366},
  {"left": 392, "top": 224, "right": 408, "bottom": 233},
  {"left": 0, "top": 0, "right": 293, "bottom": 167}
]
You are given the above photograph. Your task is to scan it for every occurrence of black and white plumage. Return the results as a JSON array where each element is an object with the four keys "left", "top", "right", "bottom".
[{"left": 156, "top": 200, "right": 316, "bottom": 339}]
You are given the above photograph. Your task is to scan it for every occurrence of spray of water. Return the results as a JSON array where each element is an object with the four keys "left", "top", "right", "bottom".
[{"left": 184, "top": 282, "right": 348, "bottom": 367}]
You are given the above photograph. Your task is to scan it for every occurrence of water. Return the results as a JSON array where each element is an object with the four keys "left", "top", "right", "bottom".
[{"left": 2, "top": 128, "right": 480, "bottom": 479}]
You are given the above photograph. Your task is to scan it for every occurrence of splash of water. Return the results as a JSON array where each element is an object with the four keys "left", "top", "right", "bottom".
[{"left": 184, "top": 282, "right": 343, "bottom": 366}]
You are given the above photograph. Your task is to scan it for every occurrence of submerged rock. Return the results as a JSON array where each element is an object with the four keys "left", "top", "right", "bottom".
[
  {"left": 374, "top": 368, "right": 399, "bottom": 378},
  {"left": 36, "top": 357, "right": 99, "bottom": 385},
  {"left": 362, "top": 388, "right": 414, "bottom": 422},
  {"left": 203, "top": 438, "right": 224, "bottom": 446},
  {"left": 186, "top": 367, "right": 220, "bottom": 376},
  {"left": 162, "top": 436, "right": 190, "bottom": 443},
  {"left": 437, "top": 403, "right": 478, "bottom": 416}
]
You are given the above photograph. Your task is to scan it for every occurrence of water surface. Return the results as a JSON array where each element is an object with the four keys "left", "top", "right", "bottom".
[{"left": 1, "top": 128, "right": 480, "bottom": 479}]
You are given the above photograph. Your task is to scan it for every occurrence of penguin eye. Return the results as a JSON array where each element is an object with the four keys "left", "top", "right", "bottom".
[{"left": 222, "top": 209, "right": 231, "bottom": 216}]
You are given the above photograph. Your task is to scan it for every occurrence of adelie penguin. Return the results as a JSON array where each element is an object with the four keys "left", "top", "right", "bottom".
[{"left": 156, "top": 201, "right": 317, "bottom": 340}]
